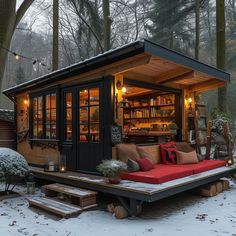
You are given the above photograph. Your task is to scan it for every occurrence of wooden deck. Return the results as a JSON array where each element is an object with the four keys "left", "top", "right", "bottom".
[{"left": 31, "top": 165, "right": 236, "bottom": 203}]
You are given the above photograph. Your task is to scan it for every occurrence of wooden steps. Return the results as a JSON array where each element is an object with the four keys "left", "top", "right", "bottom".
[
  {"left": 28, "top": 183, "right": 98, "bottom": 218},
  {"left": 42, "top": 183, "right": 97, "bottom": 207},
  {"left": 28, "top": 197, "right": 82, "bottom": 218}
]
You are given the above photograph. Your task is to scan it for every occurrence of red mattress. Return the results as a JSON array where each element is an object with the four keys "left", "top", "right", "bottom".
[
  {"left": 168, "top": 160, "right": 226, "bottom": 174},
  {"left": 121, "top": 164, "right": 193, "bottom": 184},
  {"left": 121, "top": 160, "right": 226, "bottom": 184}
]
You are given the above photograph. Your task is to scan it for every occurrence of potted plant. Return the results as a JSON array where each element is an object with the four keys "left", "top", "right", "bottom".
[
  {"left": 168, "top": 123, "right": 179, "bottom": 134},
  {"left": 96, "top": 160, "right": 127, "bottom": 184}
]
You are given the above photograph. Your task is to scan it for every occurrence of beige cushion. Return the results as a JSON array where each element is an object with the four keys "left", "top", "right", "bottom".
[
  {"left": 116, "top": 144, "right": 140, "bottom": 163},
  {"left": 137, "top": 145, "right": 161, "bottom": 164},
  {"left": 176, "top": 142, "right": 194, "bottom": 153},
  {"left": 176, "top": 150, "right": 199, "bottom": 164}
]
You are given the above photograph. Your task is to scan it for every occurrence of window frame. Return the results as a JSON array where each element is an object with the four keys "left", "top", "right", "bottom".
[{"left": 30, "top": 88, "right": 59, "bottom": 141}]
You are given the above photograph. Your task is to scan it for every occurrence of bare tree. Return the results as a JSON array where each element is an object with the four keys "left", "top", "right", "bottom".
[
  {"left": 52, "top": 0, "right": 59, "bottom": 71},
  {"left": 216, "top": 0, "right": 228, "bottom": 112},
  {"left": 102, "top": 0, "right": 111, "bottom": 50},
  {"left": 0, "top": 0, "right": 34, "bottom": 91}
]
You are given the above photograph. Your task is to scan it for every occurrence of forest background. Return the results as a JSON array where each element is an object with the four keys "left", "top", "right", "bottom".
[{"left": 0, "top": 0, "right": 235, "bottom": 121}]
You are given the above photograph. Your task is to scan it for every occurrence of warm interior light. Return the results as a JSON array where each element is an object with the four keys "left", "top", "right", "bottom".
[
  {"left": 188, "top": 97, "right": 192, "bottom": 103},
  {"left": 121, "top": 86, "right": 127, "bottom": 93}
]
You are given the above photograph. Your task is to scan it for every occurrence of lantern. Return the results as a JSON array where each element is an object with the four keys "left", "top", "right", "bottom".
[
  {"left": 26, "top": 173, "right": 36, "bottom": 195},
  {"left": 44, "top": 159, "right": 59, "bottom": 172},
  {"left": 59, "top": 154, "right": 67, "bottom": 173}
]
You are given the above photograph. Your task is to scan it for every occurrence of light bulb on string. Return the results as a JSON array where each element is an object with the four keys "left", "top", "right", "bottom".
[{"left": 13, "top": 52, "right": 20, "bottom": 60}]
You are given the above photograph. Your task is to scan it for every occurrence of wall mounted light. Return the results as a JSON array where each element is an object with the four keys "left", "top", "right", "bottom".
[{"left": 121, "top": 86, "right": 127, "bottom": 93}]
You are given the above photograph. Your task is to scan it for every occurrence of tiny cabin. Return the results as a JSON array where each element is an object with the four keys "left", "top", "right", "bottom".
[
  {"left": 0, "top": 109, "right": 15, "bottom": 149},
  {"left": 3, "top": 40, "right": 230, "bottom": 174}
]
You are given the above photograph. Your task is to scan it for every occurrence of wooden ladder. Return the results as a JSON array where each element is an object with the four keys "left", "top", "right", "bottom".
[{"left": 27, "top": 183, "right": 98, "bottom": 218}]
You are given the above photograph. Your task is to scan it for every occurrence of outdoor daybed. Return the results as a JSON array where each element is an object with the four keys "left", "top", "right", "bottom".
[
  {"left": 121, "top": 160, "right": 226, "bottom": 184},
  {"left": 118, "top": 142, "right": 227, "bottom": 184}
]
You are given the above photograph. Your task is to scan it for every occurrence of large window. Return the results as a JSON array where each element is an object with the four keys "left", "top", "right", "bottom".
[{"left": 32, "top": 92, "right": 57, "bottom": 139}]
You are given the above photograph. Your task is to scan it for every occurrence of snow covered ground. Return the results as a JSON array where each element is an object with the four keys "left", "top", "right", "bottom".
[{"left": 0, "top": 181, "right": 236, "bottom": 236}]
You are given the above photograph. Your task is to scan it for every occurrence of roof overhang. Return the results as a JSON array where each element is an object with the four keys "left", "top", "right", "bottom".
[{"left": 3, "top": 39, "right": 230, "bottom": 99}]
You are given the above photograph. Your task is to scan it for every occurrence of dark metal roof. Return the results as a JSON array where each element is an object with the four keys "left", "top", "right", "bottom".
[
  {"left": 3, "top": 39, "right": 230, "bottom": 98},
  {"left": 0, "top": 109, "right": 14, "bottom": 122}
]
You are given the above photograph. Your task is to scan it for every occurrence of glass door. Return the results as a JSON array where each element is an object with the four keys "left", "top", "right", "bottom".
[{"left": 77, "top": 83, "right": 103, "bottom": 172}]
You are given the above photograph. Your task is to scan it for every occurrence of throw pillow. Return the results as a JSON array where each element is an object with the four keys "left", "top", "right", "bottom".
[
  {"left": 176, "top": 142, "right": 194, "bottom": 153},
  {"left": 136, "top": 158, "right": 154, "bottom": 171},
  {"left": 136, "top": 145, "right": 161, "bottom": 164},
  {"left": 127, "top": 159, "right": 140, "bottom": 172},
  {"left": 116, "top": 144, "right": 140, "bottom": 163},
  {"left": 160, "top": 142, "right": 177, "bottom": 164},
  {"left": 176, "top": 150, "right": 199, "bottom": 164}
]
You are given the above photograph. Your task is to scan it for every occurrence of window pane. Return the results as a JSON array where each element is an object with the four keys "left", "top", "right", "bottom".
[
  {"left": 80, "top": 90, "right": 88, "bottom": 106},
  {"left": 66, "top": 108, "right": 72, "bottom": 122},
  {"left": 51, "top": 109, "right": 56, "bottom": 122},
  {"left": 38, "top": 96, "right": 43, "bottom": 109},
  {"left": 46, "top": 95, "right": 51, "bottom": 109},
  {"left": 66, "top": 124, "right": 72, "bottom": 140},
  {"left": 90, "top": 106, "right": 99, "bottom": 123},
  {"left": 33, "top": 97, "right": 37, "bottom": 110},
  {"left": 38, "top": 123, "right": 43, "bottom": 139},
  {"left": 80, "top": 125, "right": 89, "bottom": 142},
  {"left": 46, "top": 109, "right": 50, "bottom": 121},
  {"left": 33, "top": 123, "right": 37, "bottom": 138},
  {"left": 37, "top": 110, "right": 43, "bottom": 122},
  {"left": 46, "top": 124, "right": 50, "bottom": 139},
  {"left": 90, "top": 124, "right": 99, "bottom": 142},
  {"left": 90, "top": 88, "right": 99, "bottom": 105},
  {"left": 66, "top": 92, "right": 72, "bottom": 108},
  {"left": 51, "top": 93, "right": 56, "bottom": 109},
  {"left": 51, "top": 123, "right": 57, "bottom": 139},
  {"left": 80, "top": 107, "right": 88, "bottom": 123}
]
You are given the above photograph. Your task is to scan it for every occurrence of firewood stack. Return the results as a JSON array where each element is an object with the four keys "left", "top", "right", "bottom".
[{"left": 193, "top": 179, "right": 230, "bottom": 197}]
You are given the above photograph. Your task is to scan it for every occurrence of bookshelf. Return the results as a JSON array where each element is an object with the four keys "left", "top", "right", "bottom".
[{"left": 123, "top": 93, "right": 176, "bottom": 126}]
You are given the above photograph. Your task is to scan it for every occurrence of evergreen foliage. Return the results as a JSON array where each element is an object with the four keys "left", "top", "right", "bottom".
[{"left": 0, "top": 148, "right": 29, "bottom": 193}]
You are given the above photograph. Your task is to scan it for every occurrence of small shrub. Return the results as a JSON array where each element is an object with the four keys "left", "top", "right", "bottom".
[{"left": 0, "top": 148, "right": 29, "bottom": 194}]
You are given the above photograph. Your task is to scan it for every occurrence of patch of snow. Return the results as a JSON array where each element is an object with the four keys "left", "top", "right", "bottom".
[{"left": 0, "top": 181, "right": 236, "bottom": 236}]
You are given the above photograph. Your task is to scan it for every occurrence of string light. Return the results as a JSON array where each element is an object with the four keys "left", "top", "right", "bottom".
[{"left": 0, "top": 44, "right": 51, "bottom": 70}]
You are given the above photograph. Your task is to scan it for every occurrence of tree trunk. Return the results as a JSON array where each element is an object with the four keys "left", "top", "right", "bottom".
[
  {"left": 216, "top": 0, "right": 228, "bottom": 113},
  {"left": 195, "top": 0, "right": 200, "bottom": 60},
  {"left": 52, "top": 0, "right": 59, "bottom": 71},
  {"left": 0, "top": 0, "right": 34, "bottom": 91},
  {"left": 0, "top": 0, "right": 17, "bottom": 91},
  {"left": 102, "top": 0, "right": 111, "bottom": 51}
]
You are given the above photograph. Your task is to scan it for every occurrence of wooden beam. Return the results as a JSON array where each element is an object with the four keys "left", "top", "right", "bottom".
[
  {"left": 188, "top": 79, "right": 226, "bottom": 93},
  {"left": 154, "top": 67, "right": 192, "bottom": 83},
  {"left": 159, "top": 71, "right": 195, "bottom": 84}
]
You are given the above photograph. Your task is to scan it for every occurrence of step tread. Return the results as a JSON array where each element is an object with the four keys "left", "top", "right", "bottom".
[
  {"left": 28, "top": 196, "right": 82, "bottom": 217},
  {"left": 44, "top": 183, "right": 97, "bottom": 199}
]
